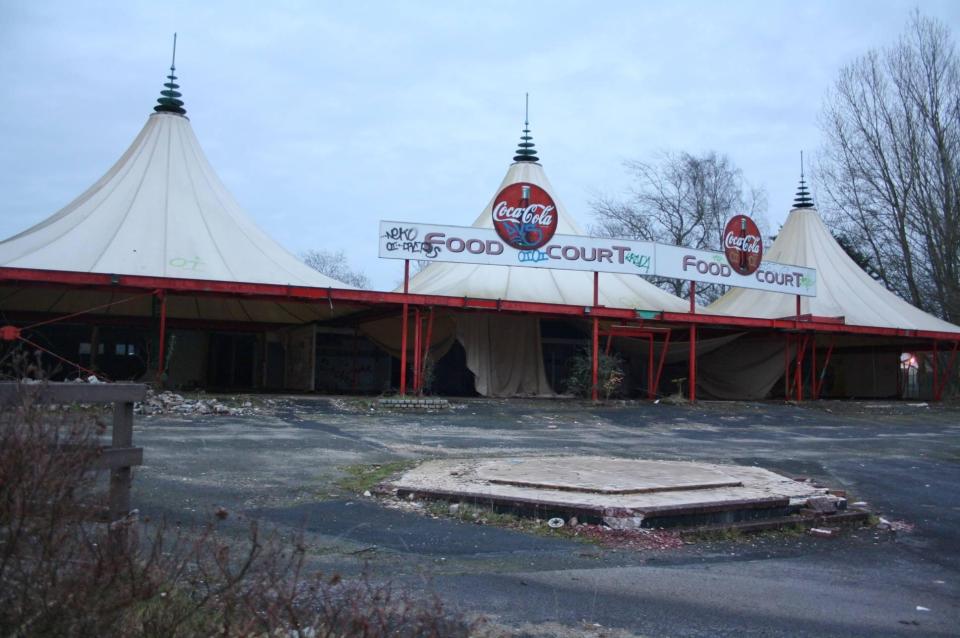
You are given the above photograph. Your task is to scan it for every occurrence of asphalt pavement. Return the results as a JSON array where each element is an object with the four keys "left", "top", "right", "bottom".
[{"left": 131, "top": 397, "right": 960, "bottom": 636}]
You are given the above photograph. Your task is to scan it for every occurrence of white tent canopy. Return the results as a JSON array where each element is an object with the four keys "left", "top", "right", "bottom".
[
  {"left": 706, "top": 206, "right": 960, "bottom": 334},
  {"left": 0, "top": 111, "right": 349, "bottom": 290}
]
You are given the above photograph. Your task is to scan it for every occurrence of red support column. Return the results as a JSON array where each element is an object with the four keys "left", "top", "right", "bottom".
[
  {"left": 413, "top": 307, "right": 422, "bottom": 395},
  {"left": 592, "top": 316, "right": 599, "bottom": 402},
  {"left": 156, "top": 290, "right": 167, "bottom": 380},
  {"left": 932, "top": 340, "right": 939, "bottom": 400},
  {"left": 647, "top": 334, "right": 654, "bottom": 399},
  {"left": 592, "top": 271, "right": 599, "bottom": 402},
  {"left": 399, "top": 260, "right": 410, "bottom": 396},
  {"left": 688, "top": 280, "right": 697, "bottom": 402},
  {"left": 810, "top": 339, "right": 816, "bottom": 400},
  {"left": 689, "top": 325, "right": 697, "bottom": 402}
]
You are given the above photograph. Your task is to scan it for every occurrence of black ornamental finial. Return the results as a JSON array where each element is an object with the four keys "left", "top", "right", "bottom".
[
  {"left": 513, "top": 93, "right": 539, "bottom": 163},
  {"left": 793, "top": 150, "right": 814, "bottom": 209},
  {"left": 154, "top": 33, "right": 186, "bottom": 115}
]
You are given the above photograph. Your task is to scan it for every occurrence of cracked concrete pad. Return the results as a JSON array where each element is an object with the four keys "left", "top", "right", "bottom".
[{"left": 393, "top": 457, "right": 830, "bottom": 523}]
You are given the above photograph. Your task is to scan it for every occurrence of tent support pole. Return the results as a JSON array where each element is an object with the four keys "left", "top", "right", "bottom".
[
  {"left": 647, "top": 334, "right": 654, "bottom": 399},
  {"left": 811, "top": 339, "right": 816, "bottom": 400},
  {"left": 688, "top": 281, "right": 696, "bottom": 403},
  {"left": 653, "top": 329, "right": 671, "bottom": 398},
  {"left": 592, "top": 272, "right": 599, "bottom": 402},
  {"left": 932, "top": 340, "right": 939, "bottom": 400},
  {"left": 814, "top": 340, "right": 834, "bottom": 399},
  {"left": 399, "top": 260, "right": 410, "bottom": 396},
  {"left": 934, "top": 340, "right": 959, "bottom": 402},
  {"left": 689, "top": 325, "right": 697, "bottom": 402},
  {"left": 796, "top": 295, "right": 801, "bottom": 324},
  {"left": 784, "top": 334, "right": 791, "bottom": 399},
  {"left": 156, "top": 290, "right": 167, "bottom": 381},
  {"left": 413, "top": 308, "right": 422, "bottom": 395}
]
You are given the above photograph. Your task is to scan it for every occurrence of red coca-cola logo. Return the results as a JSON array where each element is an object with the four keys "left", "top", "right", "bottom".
[
  {"left": 723, "top": 215, "right": 763, "bottom": 275},
  {"left": 491, "top": 182, "right": 558, "bottom": 250}
]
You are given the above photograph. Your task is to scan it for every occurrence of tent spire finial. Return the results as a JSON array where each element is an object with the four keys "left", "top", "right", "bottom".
[
  {"left": 793, "top": 150, "right": 814, "bottom": 209},
  {"left": 154, "top": 33, "right": 186, "bottom": 116},
  {"left": 513, "top": 92, "right": 539, "bottom": 163}
]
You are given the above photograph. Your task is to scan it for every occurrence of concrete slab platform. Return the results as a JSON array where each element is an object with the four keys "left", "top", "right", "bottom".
[
  {"left": 476, "top": 458, "right": 743, "bottom": 494},
  {"left": 392, "top": 456, "right": 836, "bottom": 528}
]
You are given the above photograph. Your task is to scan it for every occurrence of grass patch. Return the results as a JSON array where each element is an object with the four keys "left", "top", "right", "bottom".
[{"left": 336, "top": 461, "right": 417, "bottom": 493}]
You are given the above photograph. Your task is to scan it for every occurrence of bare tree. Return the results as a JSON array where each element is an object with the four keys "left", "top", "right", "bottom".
[
  {"left": 817, "top": 11, "right": 960, "bottom": 322},
  {"left": 301, "top": 249, "right": 371, "bottom": 289},
  {"left": 592, "top": 151, "right": 767, "bottom": 301}
]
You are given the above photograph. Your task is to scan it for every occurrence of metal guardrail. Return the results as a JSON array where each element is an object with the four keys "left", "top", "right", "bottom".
[{"left": 0, "top": 382, "right": 147, "bottom": 521}]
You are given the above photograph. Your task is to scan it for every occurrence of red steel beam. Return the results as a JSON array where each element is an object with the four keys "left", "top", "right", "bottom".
[{"left": 4, "top": 267, "right": 960, "bottom": 342}]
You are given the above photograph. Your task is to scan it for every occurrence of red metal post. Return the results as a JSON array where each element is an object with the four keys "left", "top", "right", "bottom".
[
  {"left": 592, "top": 272, "right": 599, "bottom": 401},
  {"left": 784, "top": 334, "right": 792, "bottom": 399},
  {"left": 796, "top": 295, "right": 801, "bottom": 321},
  {"left": 933, "top": 340, "right": 939, "bottom": 400},
  {"left": 399, "top": 260, "right": 411, "bottom": 396},
  {"left": 413, "top": 307, "right": 422, "bottom": 395},
  {"left": 652, "top": 329, "right": 671, "bottom": 398},
  {"left": 156, "top": 290, "right": 167, "bottom": 380},
  {"left": 648, "top": 334, "right": 655, "bottom": 399},
  {"left": 688, "top": 325, "right": 697, "bottom": 402},
  {"left": 592, "top": 317, "right": 600, "bottom": 402},
  {"left": 811, "top": 339, "right": 816, "bottom": 400},
  {"left": 399, "top": 304, "right": 409, "bottom": 395},
  {"left": 813, "top": 340, "right": 835, "bottom": 399},
  {"left": 689, "top": 281, "right": 696, "bottom": 314}
]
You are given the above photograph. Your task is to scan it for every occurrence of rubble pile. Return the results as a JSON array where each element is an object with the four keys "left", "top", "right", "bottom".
[{"left": 135, "top": 389, "right": 266, "bottom": 417}]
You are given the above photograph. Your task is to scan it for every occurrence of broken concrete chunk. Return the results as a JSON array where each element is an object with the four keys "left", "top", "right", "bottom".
[
  {"left": 809, "top": 527, "right": 837, "bottom": 538},
  {"left": 603, "top": 515, "right": 645, "bottom": 530},
  {"left": 805, "top": 496, "right": 839, "bottom": 513}
]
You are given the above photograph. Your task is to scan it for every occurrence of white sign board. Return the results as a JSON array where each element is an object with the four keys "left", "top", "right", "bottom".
[
  {"left": 379, "top": 220, "right": 816, "bottom": 297},
  {"left": 380, "top": 221, "right": 655, "bottom": 276},
  {"left": 654, "top": 245, "right": 817, "bottom": 296}
]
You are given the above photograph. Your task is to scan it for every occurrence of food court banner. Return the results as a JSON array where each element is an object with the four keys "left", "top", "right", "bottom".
[{"left": 379, "top": 220, "right": 816, "bottom": 296}]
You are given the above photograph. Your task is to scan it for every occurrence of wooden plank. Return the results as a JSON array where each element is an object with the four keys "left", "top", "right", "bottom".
[
  {"left": 93, "top": 446, "right": 143, "bottom": 470},
  {"left": 0, "top": 382, "right": 147, "bottom": 406}
]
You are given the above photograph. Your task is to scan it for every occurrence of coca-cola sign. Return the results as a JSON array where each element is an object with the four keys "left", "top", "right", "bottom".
[
  {"left": 491, "top": 182, "right": 558, "bottom": 250},
  {"left": 723, "top": 214, "right": 763, "bottom": 276}
]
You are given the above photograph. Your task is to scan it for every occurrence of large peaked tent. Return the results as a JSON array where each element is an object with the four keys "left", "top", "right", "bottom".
[
  {"left": 698, "top": 185, "right": 960, "bottom": 400},
  {"left": 0, "top": 59, "right": 359, "bottom": 388}
]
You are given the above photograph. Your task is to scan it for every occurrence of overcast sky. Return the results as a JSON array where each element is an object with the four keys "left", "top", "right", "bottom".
[{"left": 2, "top": 1, "right": 958, "bottom": 289}]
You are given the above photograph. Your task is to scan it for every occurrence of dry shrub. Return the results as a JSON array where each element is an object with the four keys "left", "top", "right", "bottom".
[{"left": 0, "top": 380, "right": 471, "bottom": 637}]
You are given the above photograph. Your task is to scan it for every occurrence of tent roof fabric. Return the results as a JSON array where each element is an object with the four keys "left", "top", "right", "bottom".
[
  {"left": 405, "top": 161, "right": 690, "bottom": 313},
  {"left": 707, "top": 207, "right": 960, "bottom": 334},
  {"left": 0, "top": 112, "right": 350, "bottom": 290}
]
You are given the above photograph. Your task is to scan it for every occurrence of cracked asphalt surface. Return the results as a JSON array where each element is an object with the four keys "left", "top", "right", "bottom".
[{"left": 132, "top": 398, "right": 960, "bottom": 636}]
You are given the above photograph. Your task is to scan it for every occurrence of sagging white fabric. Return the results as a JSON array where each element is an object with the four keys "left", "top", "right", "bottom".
[
  {"left": 0, "top": 112, "right": 350, "bottom": 290},
  {"left": 455, "top": 314, "right": 553, "bottom": 397},
  {"left": 697, "top": 337, "right": 792, "bottom": 400}
]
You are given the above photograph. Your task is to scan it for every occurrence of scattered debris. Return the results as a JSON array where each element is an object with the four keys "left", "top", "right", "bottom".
[
  {"left": 135, "top": 388, "right": 270, "bottom": 416},
  {"left": 547, "top": 517, "right": 565, "bottom": 528},
  {"left": 916, "top": 606, "right": 930, "bottom": 612},
  {"left": 809, "top": 527, "right": 837, "bottom": 538}
]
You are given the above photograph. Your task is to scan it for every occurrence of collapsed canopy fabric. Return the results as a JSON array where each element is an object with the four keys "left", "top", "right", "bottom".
[
  {"left": 405, "top": 161, "right": 690, "bottom": 312},
  {"left": 707, "top": 207, "right": 960, "bottom": 334},
  {"left": 0, "top": 112, "right": 350, "bottom": 289}
]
